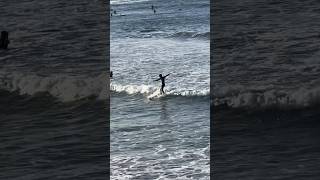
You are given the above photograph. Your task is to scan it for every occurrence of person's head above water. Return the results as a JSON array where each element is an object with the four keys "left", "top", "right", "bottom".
[
  {"left": 0, "top": 31, "right": 9, "bottom": 49},
  {"left": 1, "top": 31, "right": 8, "bottom": 37}
]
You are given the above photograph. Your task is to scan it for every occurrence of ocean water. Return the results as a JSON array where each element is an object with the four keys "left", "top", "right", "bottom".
[
  {"left": 0, "top": 0, "right": 109, "bottom": 179},
  {"left": 213, "top": 0, "right": 320, "bottom": 179},
  {"left": 110, "top": 0, "right": 210, "bottom": 179}
]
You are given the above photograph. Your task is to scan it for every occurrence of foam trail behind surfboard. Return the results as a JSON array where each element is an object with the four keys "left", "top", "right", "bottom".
[{"left": 147, "top": 89, "right": 165, "bottom": 100}]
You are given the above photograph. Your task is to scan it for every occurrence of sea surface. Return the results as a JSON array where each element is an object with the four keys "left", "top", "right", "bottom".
[
  {"left": 110, "top": 0, "right": 210, "bottom": 179},
  {"left": 212, "top": 0, "right": 320, "bottom": 179},
  {"left": 0, "top": 0, "right": 109, "bottom": 179}
]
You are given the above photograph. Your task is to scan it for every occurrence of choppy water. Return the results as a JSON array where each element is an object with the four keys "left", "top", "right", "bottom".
[
  {"left": 0, "top": 0, "right": 108, "bottom": 179},
  {"left": 213, "top": 0, "right": 320, "bottom": 109},
  {"left": 111, "top": 0, "right": 210, "bottom": 179},
  {"left": 213, "top": 0, "right": 320, "bottom": 179}
]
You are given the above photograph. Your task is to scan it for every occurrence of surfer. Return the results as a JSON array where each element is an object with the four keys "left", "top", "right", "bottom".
[
  {"left": 155, "top": 73, "right": 170, "bottom": 94},
  {"left": 110, "top": 71, "right": 113, "bottom": 78}
]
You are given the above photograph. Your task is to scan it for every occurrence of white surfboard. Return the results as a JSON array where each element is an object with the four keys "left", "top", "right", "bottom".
[{"left": 147, "top": 90, "right": 166, "bottom": 100}]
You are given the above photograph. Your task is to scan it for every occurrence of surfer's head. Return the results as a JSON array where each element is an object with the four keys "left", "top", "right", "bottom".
[
  {"left": 0, "top": 31, "right": 9, "bottom": 49},
  {"left": 1, "top": 31, "right": 8, "bottom": 39},
  {"left": 159, "top": 74, "right": 162, "bottom": 77}
]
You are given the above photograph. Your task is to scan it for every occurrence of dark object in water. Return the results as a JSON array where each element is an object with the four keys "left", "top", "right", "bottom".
[
  {"left": 155, "top": 73, "right": 170, "bottom": 94},
  {"left": 0, "top": 31, "right": 10, "bottom": 49},
  {"left": 110, "top": 71, "right": 113, "bottom": 78}
]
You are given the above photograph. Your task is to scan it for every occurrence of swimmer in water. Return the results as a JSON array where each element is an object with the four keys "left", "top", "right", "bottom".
[{"left": 0, "top": 31, "right": 10, "bottom": 49}]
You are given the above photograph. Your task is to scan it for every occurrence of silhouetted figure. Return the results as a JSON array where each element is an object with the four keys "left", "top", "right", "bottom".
[
  {"left": 153, "top": 9, "right": 156, "bottom": 14},
  {"left": 155, "top": 73, "right": 170, "bottom": 94},
  {"left": 151, "top": 5, "right": 154, "bottom": 10},
  {"left": 0, "top": 31, "right": 10, "bottom": 49},
  {"left": 110, "top": 71, "right": 113, "bottom": 78},
  {"left": 114, "top": 10, "right": 117, "bottom": 14},
  {"left": 111, "top": 13, "right": 113, "bottom": 17}
]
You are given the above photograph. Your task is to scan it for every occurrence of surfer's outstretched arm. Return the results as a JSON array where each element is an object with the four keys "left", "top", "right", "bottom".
[{"left": 164, "top": 73, "right": 170, "bottom": 78}]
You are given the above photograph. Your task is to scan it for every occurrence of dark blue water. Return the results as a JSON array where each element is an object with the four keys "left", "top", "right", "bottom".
[
  {"left": 212, "top": 0, "right": 320, "bottom": 179},
  {"left": 0, "top": 0, "right": 109, "bottom": 179}
]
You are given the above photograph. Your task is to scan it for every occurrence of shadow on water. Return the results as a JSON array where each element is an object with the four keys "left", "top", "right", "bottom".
[{"left": 160, "top": 99, "right": 169, "bottom": 121}]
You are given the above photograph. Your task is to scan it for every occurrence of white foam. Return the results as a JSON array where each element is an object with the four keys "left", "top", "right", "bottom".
[
  {"left": 0, "top": 70, "right": 109, "bottom": 102},
  {"left": 111, "top": 146, "right": 209, "bottom": 180},
  {"left": 111, "top": 82, "right": 209, "bottom": 97},
  {"left": 213, "top": 84, "right": 320, "bottom": 108}
]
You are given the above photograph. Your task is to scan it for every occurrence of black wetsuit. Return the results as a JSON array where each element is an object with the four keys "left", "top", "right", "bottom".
[
  {"left": 155, "top": 74, "right": 170, "bottom": 94},
  {"left": 160, "top": 77, "right": 165, "bottom": 94}
]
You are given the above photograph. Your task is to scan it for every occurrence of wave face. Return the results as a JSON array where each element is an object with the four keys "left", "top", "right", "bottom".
[
  {"left": 213, "top": 85, "right": 320, "bottom": 109},
  {"left": 0, "top": 71, "right": 108, "bottom": 102}
]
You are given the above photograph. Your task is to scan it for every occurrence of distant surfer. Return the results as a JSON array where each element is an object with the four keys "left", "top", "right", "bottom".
[
  {"left": 151, "top": 5, "right": 154, "bottom": 10},
  {"left": 153, "top": 9, "right": 156, "bottom": 14},
  {"left": 0, "top": 31, "right": 10, "bottom": 49},
  {"left": 110, "top": 71, "right": 113, "bottom": 78},
  {"left": 155, "top": 73, "right": 170, "bottom": 94}
]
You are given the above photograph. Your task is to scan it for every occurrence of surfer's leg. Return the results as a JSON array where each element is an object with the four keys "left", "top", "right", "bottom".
[{"left": 161, "top": 85, "right": 165, "bottom": 94}]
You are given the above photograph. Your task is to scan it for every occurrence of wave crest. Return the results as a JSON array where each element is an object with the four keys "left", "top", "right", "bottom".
[
  {"left": 0, "top": 71, "right": 109, "bottom": 102},
  {"left": 213, "top": 85, "right": 320, "bottom": 109},
  {"left": 111, "top": 83, "right": 209, "bottom": 97}
]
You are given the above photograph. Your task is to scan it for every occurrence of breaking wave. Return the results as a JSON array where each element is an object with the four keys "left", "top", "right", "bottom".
[
  {"left": 111, "top": 83, "right": 209, "bottom": 97},
  {"left": 213, "top": 84, "right": 320, "bottom": 109},
  {"left": 0, "top": 70, "right": 109, "bottom": 102}
]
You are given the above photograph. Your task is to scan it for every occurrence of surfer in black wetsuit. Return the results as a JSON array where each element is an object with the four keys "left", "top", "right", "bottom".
[{"left": 155, "top": 73, "right": 170, "bottom": 94}]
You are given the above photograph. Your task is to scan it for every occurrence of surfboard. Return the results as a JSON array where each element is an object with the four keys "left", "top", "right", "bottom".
[{"left": 147, "top": 90, "right": 166, "bottom": 100}]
